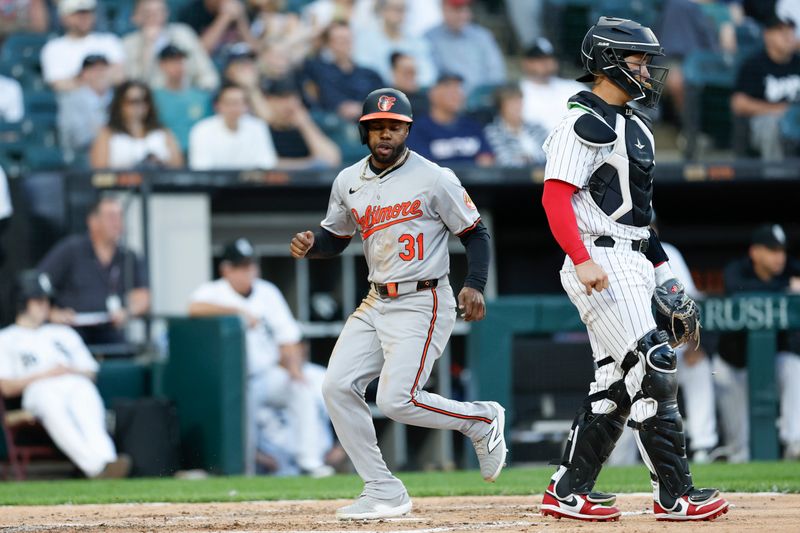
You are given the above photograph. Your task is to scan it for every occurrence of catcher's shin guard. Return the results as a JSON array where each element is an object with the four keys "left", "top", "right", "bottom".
[
  {"left": 628, "top": 330, "right": 693, "bottom": 510},
  {"left": 552, "top": 372, "right": 633, "bottom": 500}
]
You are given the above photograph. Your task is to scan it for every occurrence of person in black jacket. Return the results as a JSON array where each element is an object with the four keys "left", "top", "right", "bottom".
[{"left": 716, "top": 223, "right": 800, "bottom": 461}]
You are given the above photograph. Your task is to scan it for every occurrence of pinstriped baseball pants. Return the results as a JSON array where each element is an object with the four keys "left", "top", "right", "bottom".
[
  {"left": 321, "top": 285, "right": 495, "bottom": 500},
  {"left": 560, "top": 240, "right": 656, "bottom": 423}
]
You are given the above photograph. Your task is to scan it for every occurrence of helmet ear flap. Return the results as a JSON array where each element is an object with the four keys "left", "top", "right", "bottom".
[{"left": 359, "top": 122, "right": 368, "bottom": 145}]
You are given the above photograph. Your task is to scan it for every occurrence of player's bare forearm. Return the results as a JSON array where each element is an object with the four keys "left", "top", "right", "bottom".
[{"left": 458, "top": 286, "right": 486, "bottom": 322}]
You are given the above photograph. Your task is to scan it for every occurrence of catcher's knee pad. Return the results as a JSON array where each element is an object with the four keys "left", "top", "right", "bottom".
[
  {"left": 628, "top": 329, "right": 693, "bottom": 508},
  {"left": 553, "top": 377, "right": 632, "bottom": 497}
]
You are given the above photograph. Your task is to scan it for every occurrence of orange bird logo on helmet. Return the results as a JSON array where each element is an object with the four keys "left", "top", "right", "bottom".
[{"left": 377, "top": 95, "right": 397, "bottom": 111}]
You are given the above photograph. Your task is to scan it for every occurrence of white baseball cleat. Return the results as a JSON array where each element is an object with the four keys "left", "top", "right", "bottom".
[
  {"left": 336, "top": 492, "right": 412, "bottom": 520},
  {"left": 472, "top": 401, "right": 507, "bottom": 482}
]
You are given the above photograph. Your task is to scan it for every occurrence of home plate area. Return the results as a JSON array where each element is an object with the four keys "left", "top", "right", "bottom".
[{"left": 1, "top": 494, "right": 798, "bottom": 532}]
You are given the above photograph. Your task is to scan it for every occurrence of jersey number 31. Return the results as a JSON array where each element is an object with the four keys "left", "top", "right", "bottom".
[{"left": 399, "top": 234, "right": 423, "bottom": 261}]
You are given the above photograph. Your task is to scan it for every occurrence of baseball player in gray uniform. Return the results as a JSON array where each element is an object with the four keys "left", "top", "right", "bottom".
[
  {"left": 538, "top": 18, "right": 728, "bottom": 522},
  {"left": 290, "top": 88, "right": 506, "bottom": 520}
]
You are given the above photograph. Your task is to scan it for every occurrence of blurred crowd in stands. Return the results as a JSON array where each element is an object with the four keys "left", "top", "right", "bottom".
[{"left": 0, "top": 0, "right": 796, "bottom": 178}]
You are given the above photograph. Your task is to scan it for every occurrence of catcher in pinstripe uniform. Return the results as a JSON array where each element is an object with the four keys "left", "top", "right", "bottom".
[{"left": 538, "top": 17, "right": 729, "bottom": 522}]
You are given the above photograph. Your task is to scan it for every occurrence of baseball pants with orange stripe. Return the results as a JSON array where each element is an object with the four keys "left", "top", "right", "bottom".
[{"left": 322, "top": 284, "right": 495, "bottom": 499}]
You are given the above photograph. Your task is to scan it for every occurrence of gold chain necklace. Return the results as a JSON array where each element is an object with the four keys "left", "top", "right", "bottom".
[{"left": 359, "top": 148, "right": 410, "bottom": 182}]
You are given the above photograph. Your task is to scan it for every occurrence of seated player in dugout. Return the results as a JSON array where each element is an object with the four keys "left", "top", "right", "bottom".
[
  {"left": 290, "top": 87, "right": 506, "bottom": 520},
  {"left": 0, "top": 271, "right": 131, "bottom": 479},
  {"left": 538, "top": 17, "right": 729, "bottom": 522}
]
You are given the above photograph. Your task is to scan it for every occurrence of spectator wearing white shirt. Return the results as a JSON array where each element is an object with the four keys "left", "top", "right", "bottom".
[
  {"left": 0, "top": 271, "right": 130, "bottom": 479},
  {"left": 90, "top": 81, "right": 184, "bottom": 169},
  {"left": 189, "top": 82, "right": 278, "bottom": 170},
  {"left": 189, "top": 239, "right": 335, "bottom": 476},
  {"left": 519, "top": 38, "right": 585, "bottom": 133},
  {"left": 0, "top": 75, "right": 24, "bottom": 123},
  {"left": 40, "top": 0, "right": 126, "bottom": 92}
]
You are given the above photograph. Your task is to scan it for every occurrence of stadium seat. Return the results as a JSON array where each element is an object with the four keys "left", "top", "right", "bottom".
[
  {"left": 21, "top": 111, "right": 58, "bottom": 147},
  {"left": 23, "top": 89, "right": 58, "bottom": 116},
  {"left": 682, "top": 50, "right": 737, "bottom": 157},
  {"left": 23, "top": 145, "right": 65, "bottom": 171},
  {"left": 0, "top": 33, "right": 50, "bottom": 69},
  {"left": 0, "top": 395, "right": 63, "bottom": 480},
  {"left": 311, "top": 110, "right": 364, "bottom": 165},
  {"left": 0, "top": 122, "right": 25, "bottom": 156},
  {"left": 466, "top": 84, "right": 499, "bottom": 126}
]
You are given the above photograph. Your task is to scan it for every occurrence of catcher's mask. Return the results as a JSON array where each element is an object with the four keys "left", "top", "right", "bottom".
[
  {"left": 358, "top": 88, "right": 413, "bottom": 144},
  {"left": 578, "top": 16, "right": 669, "bottom": 108}
]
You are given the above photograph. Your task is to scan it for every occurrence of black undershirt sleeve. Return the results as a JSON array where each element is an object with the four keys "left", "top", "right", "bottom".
[
  {"left": 459, "top": 222, "right": 490, "bottom": 293},
  {"left": 306, "top": 227, "right": 352, "bottom": 258},
  {"left": 645, "top": 228, "right": 669, "bottom": 266}
]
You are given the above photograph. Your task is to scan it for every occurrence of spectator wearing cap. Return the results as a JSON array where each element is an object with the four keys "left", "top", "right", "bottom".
[
  {"left": 40, "top": 0, "right": 126, "bottom": 92},
  {"left": 265, "top": 80, "right": 341, "bottom": 169},
  {"left": 0, "top": 271, "right": 132, "bottom": 479},
  {"left": 406, "top": 73, "right": 493, "bottom": 166},
  {"left": 716, "top": 223, "right": 800, "bottom": 461},
  {"left": 222, "top": 43, "right": 272, "bottom": 122},
  {"left": 519, "top": 37, "right": 585, "bottom": 133},
  {"left": 483, "top": 84, "right": 547, "bottom": 167},
  {"left": 188, "top": 238, "right": 337, "bottom": 476},
  {"left": 90, "top": 80, "right": 184, "bottom": 169},
  {"left": 58, "top": 55, "right": 114, "bottom": 166},
  {"left": 353, "top": 0, "right": 437, "bottom": 87},
  {"left": 123, "top": 0, "right": 220, "bottom": 91},
  {"left": 153, "top": 45, "right": 214, "bottom": 153},
  {"left": 732, "top": 15, "right": 800, "bottom": 160},
  {"left": 424, "top": 0, "right": 505, "bottom": 95},
  {"left": 37, "top": 196, "right": 150, "bottom": 346},
  {"left": 299, "top": 20, "right": 383, "bottom": 121},
  {"left": 188, "top": 82, "right": 278, "bottom": 169},
  {"left": 390, "top": 51, "right": 428, "bottom": 115},
  {"left": 178, "top": 0, "right": 258, "bottom": 58}
]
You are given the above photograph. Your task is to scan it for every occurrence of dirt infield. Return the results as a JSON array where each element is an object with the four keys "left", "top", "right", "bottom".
[{"left": 0, "top": 493, "right": 798, "bottom": 532}]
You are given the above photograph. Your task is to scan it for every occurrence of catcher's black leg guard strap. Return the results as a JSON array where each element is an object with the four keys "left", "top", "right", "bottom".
[
  {"left": 628, "top": 330, "right": 693, "bottom": 509},
  {"left": 554, "top": 378, "right": 631, "bottom": 498}
]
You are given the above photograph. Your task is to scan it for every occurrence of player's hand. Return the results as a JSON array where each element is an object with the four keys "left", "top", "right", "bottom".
[
  {"left": 458, "top": 287, "right": 485, "bottom": 322},
  {"left": 290, "top": 230, "right": 315, "bottom": 258},
  {"left": 575, "top": 259, "right": 609, "bottom": 295}
]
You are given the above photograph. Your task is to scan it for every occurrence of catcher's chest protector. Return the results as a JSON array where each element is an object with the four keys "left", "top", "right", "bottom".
[{"left": 575, "top": 94, "right": 655, "bottom": 228}]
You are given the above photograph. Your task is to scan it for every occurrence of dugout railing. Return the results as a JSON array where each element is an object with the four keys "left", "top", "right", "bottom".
[{"left": 467, "top": 294, "right": 800, "bottom": 462}]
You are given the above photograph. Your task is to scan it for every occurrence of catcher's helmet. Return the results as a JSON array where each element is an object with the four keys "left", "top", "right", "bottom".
[
  {"left": 358, "top": 88, "right": 413, "bottom": 144},
  {"left": 14, "top": 270, "right": 54, "bottom": 312},
  {"left": 578, "top": 16, "right": 668, "bottom": 108}
]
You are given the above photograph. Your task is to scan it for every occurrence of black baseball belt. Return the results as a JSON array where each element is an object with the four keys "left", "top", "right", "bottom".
[
  {"left": 593, "top": 235, "right": 649, "bottom": 253},
  {"left": 371, "top": 278, "right": 440, "bottom": 298}
]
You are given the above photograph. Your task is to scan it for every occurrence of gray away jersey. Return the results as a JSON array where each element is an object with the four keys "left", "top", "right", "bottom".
[
  {"left": 542, "top": 105, "right": 653, "bottom": 242},
  {"left": 321, "top": 151, "right": 481, "bottom": 284}
]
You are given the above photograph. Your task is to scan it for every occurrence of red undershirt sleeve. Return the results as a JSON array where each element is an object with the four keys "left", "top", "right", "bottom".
[{"left": 541, "top": 179, "right": 591, "bottom": 265}]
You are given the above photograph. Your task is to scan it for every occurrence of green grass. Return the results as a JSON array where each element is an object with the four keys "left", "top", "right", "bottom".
[{"left": 0, "top": 462, "right": 798, "bottom": 506}]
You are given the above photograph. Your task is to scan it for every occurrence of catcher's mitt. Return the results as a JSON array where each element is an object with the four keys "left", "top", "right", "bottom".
[{"left": 652, "top": 278, "right": 701, "bottom": 348}]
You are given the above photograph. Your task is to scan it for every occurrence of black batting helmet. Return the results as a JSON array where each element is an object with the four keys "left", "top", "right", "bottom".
[
  {"left": 358, "top": 88, "right": 413, "bottom": 144},
  {"left": 578, "top": 17, "right": 669, "bottom": 108},
  {"left": 14, "top": 270, "right": 54, "bottom": 312}
]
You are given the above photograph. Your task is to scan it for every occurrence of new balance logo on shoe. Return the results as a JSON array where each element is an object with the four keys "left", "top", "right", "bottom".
[{"left": 486, "top": 420, "right": 503, "bottom": 453}]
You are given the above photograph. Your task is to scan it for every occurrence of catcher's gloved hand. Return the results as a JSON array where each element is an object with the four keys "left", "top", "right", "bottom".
[{"left": 652, "top": 278, "right": 701, "bottom": 348}]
